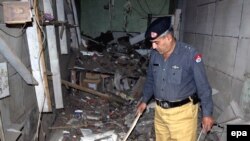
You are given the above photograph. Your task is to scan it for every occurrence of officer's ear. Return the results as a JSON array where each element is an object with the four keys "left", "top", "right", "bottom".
[{"left": 165, "top": 33, "right": 173, "bottom": 41}]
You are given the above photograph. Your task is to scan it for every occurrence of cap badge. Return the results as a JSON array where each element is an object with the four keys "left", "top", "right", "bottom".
[
  {"left": 194, "top": 54, "right": 202, "bottom": 63},
  {"left": 151, "top": 32, "right": 158, "bottom": 38}
]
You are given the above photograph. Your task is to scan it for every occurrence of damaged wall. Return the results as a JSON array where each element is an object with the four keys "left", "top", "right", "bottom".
[
  {"left": 179, "top": 0, "right": 250, "bottom": 119},
  {"left": 0, "top": 0, "right": 72, "bottom": 140},
  {"left": 0, "top": 16, "right": 39, "bottom": 141},
  {"left": 80, "top": 0, "right": 170, "bottom": 37}
]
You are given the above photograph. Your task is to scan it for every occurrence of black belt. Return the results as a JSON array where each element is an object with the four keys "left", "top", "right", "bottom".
[{"left": 155, "top": 95, "right": 199, "bottom": 109}]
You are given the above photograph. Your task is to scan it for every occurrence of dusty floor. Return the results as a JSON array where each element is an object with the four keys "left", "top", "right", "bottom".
[
  {"left": 46, "top": 89, "right": 155, "bottom": 141},
  {"left": 45, "top": 89, "right": 225, "bottom": 141}
]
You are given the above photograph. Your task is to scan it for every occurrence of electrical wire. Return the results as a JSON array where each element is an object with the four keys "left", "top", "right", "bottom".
[{"left": 32, "top": 0, "right": 49, "bottom": 140}]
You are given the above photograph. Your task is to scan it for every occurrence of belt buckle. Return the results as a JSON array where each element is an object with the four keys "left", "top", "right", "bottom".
[{"left": 163, "top": 101, "right": 169, "bottom": 108}]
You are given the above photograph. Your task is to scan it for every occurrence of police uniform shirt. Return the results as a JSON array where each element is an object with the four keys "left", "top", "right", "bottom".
[{"left": 142, "top": 41, "right": 213, "bottom": 117}]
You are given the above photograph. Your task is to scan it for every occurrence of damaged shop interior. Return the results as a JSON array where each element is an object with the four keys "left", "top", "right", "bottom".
[{"left": 0, "top": 0, "right": 250, "bottom": 141}]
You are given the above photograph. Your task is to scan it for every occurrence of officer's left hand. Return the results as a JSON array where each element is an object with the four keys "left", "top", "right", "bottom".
[{"left": 202, "top": 116, "right": 214, "bottom": 133}]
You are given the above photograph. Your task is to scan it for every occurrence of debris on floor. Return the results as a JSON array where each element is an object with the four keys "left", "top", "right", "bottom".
[
  {"left": 48, "top": 31, "right": 214, "bottom": 141},
  {"left": 47, "top": 86, "right": 155, "bottom": 141}
]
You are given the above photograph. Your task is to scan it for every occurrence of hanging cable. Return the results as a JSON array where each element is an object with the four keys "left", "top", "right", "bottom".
[{"left": 32, "top": 0, "right": 49, "bottom": 140}]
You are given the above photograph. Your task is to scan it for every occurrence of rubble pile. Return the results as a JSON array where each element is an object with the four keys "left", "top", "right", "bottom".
[
  {"left": 50, "top": 89, "right": 155, "bottom": 141},
  {"left": 70, "top": 31, "right": 151, "bottom": 102},
  {"left": 48, "top": 30, "right": 211, "bottom": 141},
  {"left": 48, "top": 31, "right": 155, "bottom": 141}
]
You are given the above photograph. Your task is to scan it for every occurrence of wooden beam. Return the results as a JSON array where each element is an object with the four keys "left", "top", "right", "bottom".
[
  {"left": 43, "top": 0, "right": 64, "bottom": 109},
  {"left": 55, "top": 78, "right": 124, "bottom": 104},
  {"left": 0, "top": 38, "right": 38, "bottom": 85},
  {"left": 26, "top": 1, "right": 52, "bottom": 112},
  {"left": 26, "top": 27, "right": 52, "bottom": 112},
  {"left": 56, "top": 0, "right": 68, "bottom": 54}
]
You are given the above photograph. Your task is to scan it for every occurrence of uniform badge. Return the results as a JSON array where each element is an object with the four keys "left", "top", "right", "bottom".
[
  {"left": 194, "top": 54, "right": 202, "bottom": 63},
  {"left": 172, "top": 65, "right": 179, "bottom": 69},
  {"left": 151, "top": 32, "right": 158, "bottom": 38}
]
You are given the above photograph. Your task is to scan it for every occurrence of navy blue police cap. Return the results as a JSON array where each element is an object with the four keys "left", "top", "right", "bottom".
[{"left": 145, "top": 17, "right": 172, "bottom": 40}]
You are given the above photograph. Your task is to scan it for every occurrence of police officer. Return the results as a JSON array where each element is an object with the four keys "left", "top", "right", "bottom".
[{"left": 136, "top": 17, "right": 214, "bottom": 141}]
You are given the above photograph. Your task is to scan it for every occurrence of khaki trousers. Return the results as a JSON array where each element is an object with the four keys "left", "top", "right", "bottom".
[{"left": 154, "top": 102, "right": 198, "bottom": 141}]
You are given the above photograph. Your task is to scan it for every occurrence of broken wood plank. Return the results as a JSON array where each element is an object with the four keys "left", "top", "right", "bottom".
[
  {"left": 26, "top": 3, "right": 52, "bottom": 112},
  {"left": 43, "top": 0, "right": 64, "bottom": 109},
  {"left": 56, "top": 0, "right": 68, "bottom": 54},
  {"left": 49, "top": 77, "right": 124, "bottom": 104},
  {"left": 61, "top": 79, "right": 124, "bottom": 104},
  {"left": 0, "top": 37, "right": 38, "bottom": 85}
]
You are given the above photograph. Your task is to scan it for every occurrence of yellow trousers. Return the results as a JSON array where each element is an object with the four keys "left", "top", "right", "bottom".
[{"left": 154, "top": 102, "right": 198, "bottom": 141}]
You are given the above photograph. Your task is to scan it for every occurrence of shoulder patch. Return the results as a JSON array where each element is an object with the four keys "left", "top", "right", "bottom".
[{"left": 194, "top": 54, "right": 202, "bottom": 63}]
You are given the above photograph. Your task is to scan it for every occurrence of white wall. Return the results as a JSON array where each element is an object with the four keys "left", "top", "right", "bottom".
[{"left": 180, "top": 0, "right": 250, "bottom": 119}]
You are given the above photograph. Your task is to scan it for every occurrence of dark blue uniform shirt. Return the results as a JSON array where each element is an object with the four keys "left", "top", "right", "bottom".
[{"left": 142, "top": 41, "right": 213, "bottom": 117}]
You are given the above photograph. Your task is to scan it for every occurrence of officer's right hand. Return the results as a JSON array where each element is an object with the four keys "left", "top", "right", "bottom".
[{"left": 136, "top": 102, "right": 147, "bottom": 116}]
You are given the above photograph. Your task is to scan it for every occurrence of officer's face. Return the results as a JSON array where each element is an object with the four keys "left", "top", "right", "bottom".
[{"left": 151, "top": 35, "right": 171, "bottom": 54}]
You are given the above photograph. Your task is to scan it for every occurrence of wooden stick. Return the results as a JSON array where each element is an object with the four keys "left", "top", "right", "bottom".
[
  {"left": 48, "top": 77, "right": 125, "bottom": 104},
  {"left": 122, "top": 113, "right": 142, "bottom": 141}
]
